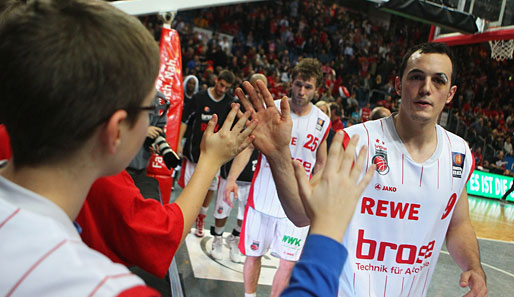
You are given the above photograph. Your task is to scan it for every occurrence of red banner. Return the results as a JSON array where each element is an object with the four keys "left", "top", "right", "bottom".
[{"left": 147, "top": 25, "right": 183, "bottom": 203}]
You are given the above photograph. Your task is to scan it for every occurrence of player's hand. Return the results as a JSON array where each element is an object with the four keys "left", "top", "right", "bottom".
[
  {"left": 147, "top": 126, "right": 163, "bottom": 139},
  {"left": 176, "top": 142, "right": 183, "bottom": 157},
  {"left": 200, "top": 103, "right": 257, "bottom": 166},
  {"left": 292, "top": 132, "right": 375, "bottom": 242},
  {"left": 460, "top": 269, "right": 487, "bottom": 297},
  {"left": 223, "top": 179, "right": 239, "bottom": 208},
  {"left": 235, "top": 80, "right": 292, "bottom": 159}
]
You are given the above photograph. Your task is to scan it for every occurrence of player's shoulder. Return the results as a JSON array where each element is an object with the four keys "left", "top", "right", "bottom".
[{"left": 437, "top": 125, "right": 471, "bottom": 153}]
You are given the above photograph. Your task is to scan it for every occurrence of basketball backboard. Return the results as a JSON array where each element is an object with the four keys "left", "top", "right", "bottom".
[{"left": 429, "top": 0, "right": 514, "bottom": 45}]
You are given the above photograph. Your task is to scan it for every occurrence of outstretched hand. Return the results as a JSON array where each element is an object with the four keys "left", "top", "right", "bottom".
[
  {"left": 223, "top": 179, "right": 239, "bottom": 208},
  {"left": 235, "top": 80, "right": 292, "bottom": 159},
  {"left": 460, "top": 269, "right": 487, "bottom": 297},
  {"left": 292, "top": 132, "right": 375, "bottom": 241},
  {"left": 200, "top": 103, "right": 257, "bottom": 166}
]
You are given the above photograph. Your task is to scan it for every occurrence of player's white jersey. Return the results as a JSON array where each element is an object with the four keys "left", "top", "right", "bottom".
[
  {"left": 247, "top": 100, "right": 330, "bottom": 218},
  {"left": 339, "top": 115, "right": 474, "bottom": 297}
]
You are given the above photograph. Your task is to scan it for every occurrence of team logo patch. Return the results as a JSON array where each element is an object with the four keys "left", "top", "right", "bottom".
[
  {"left": 217, "top": 207, "right": 223, "bottom": 214},
  {"left": 203, "top": 106, "right": 211, "bottom": 113},
  {"left": 373, "top": 139, "right": 389, "bottom": 175},
  {"left": 452, "top": 152, "right": 465, "bottom": 178},
  {"left": 250, "top": 241, "right": 260, "bottom": 251},
  {"left": 316, "top": 118, "right": 325, "bottom": 131}
]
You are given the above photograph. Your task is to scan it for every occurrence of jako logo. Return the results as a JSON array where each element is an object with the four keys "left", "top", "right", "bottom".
[
  {"left": 282, "top": 235, "right": 301, "bottom": 247},
  {"left": 374, "top": 184, "right": 397, "bottom": 192}
]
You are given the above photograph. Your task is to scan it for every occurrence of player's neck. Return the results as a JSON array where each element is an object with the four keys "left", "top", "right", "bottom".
[
  {"left": 393, "top": 113, "right": 438, "bottom": 163},
  {"left": 289, "top": 100, "right": 312, "bottom": 116},
  {"left": 0, "top": 159, "right": 99, "bottom": 221}
]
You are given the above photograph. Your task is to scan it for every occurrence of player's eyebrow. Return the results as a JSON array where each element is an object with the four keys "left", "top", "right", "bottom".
[{"left": 407, "top": 69, "right": 449, "bottom": 82}]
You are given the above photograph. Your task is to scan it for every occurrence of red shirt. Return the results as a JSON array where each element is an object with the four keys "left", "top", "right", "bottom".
[
  {"left": 332, "top": 117, "right": 345, "bottom": 131},
  {"left": 77, "top": 172, "right": 183, "bottom": 278}
]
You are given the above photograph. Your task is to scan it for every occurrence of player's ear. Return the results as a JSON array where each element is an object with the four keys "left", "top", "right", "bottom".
[
  {"left": 394, "top": 76, "right": 401, "bottom": 96},
  {"left": 446, "top": 85, "right": 457, "bottom": 104},
  {"left": 101, "top": 110, "right": 128, "bottom": 154}
]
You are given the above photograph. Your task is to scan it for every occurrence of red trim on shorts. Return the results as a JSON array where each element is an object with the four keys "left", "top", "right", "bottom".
[
  {"left": 247, "top": 154, "right": 263, "bottom": 209},
  {"left": 178, "top": 159, "right": 187, "bottom": 188},
  {"left": 0, "top": 208, "right": 20, "bottom": 230},
  {"left": 88, "top": 272, "right": 136, "bottom": 297},
  {"left": 419, "top": 166, "right": 424, "bottom": 187},
  {"left": 6, "top": 239, "right": 80, "bottom": 297},
  {"left": 238, "top": 203, "right": 251, "bottom": 255}
]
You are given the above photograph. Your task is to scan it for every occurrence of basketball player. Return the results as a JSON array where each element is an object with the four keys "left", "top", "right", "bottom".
[
  {"left": 237, "top": 42, "right": 487, "bottom": 297},
  {"left": 177, "top": 70, "right": 235, "bottom": 237},
  {"left": 237, "top": 58, "right": 330, "bottom": 297},
  {"left": 210, "top": 74, "right": 266, "bottom": 262},
  {"left": 0, "top": 0, "right": 255, "bottom": 295}
]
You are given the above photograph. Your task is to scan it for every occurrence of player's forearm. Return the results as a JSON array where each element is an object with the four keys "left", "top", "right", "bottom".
[
  {"left": 174, "top": 156, "right": 221, "bottom": 243},
  {"left": 226, "top": 145, "right": 253, "bottom": 183},
  {"left": 178, "top": 123, "right": 188, "bottom": 142},
  {"left": 267, "top": 147, "right": 310, "bottom": 227},
  {"left": 446, "top": 221, "right": 486, "bottom": 279}
]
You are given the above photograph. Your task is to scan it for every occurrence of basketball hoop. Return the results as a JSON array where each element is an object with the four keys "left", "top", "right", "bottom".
[{"left": 488, "top": 39, "right": 514, "bottom": 61}]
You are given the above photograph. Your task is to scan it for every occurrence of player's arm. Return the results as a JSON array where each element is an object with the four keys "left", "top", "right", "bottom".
[
  {"left": 224, "top": 144, "right": 254, "bottom": 208},
  {"left": 177, "top": 94, "right": 196, "bottom": 156},
  {"left": 177, "top": 122, "right": 188, "bottom": 156},
  {"left": 445, "top": 189, "right": 488, "bottom": 297},
  {"left": 174, "top": 104, "right": 257, "bottom": 243},
  {"left": 236, "top": 81, "right": 311, "bottom": 227},
  {"left": 312, "top": 138, "right": 327, "bottom": 175}
]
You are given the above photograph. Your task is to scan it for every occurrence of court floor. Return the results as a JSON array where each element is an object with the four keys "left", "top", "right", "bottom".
[{"left": 167, "top": 190, "right": 514, "bottom": 297}]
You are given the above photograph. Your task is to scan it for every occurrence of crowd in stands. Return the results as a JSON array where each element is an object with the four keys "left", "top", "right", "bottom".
[{"left": 140, "top": 0, "right": 513, "bottom": 175}]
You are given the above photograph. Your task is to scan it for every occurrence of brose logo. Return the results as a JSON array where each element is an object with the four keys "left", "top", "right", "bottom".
[
  {"left": 356, "top": 229, "right": 435, "bottom": 265},
  {"left": 282, "top": 235, "right": 301, "bottom": 247}
]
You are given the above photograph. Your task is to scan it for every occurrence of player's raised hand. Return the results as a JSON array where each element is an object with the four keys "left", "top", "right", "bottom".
[
  {"left": 292, "top": 132, "right": 375, "bottom": 242},
  {"left": 460, "top": 269, "right": 488, "bottom": 297},
  {"left": 200, "top": 103, "right": 257, "bottom": 166},
  {"left": 223, "top": 179, "right": 239, "bottom": 208},
  {"left": 235, "top": 80, "right": 292, "bottom": 159}
]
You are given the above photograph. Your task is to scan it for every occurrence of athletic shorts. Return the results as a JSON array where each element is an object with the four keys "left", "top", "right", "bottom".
[
  {"left": 213, "top": 177, "right": 250, "bottom": 220},
  {"left": 239, "top": 207, "right": 309, "bottom": 261},
  {"left": 178, "top": 158, "right": 219, "bottom": 191}
]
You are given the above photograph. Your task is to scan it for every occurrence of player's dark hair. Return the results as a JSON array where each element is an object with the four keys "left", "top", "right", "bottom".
[
  {"left": 330, "top": 103, "right": 342, "bottom": 117},
  {"left": 291, "top": 58, "right": 323, "bottom": 88},
  {"left": 218, "top": 70, "right": 235, "bottom": 85},
  {"left": 0, "top": 0, "right": 160, "bottom": 167},
  {"left": 399, "top": 42, "right": 457, "bottom": 84}
]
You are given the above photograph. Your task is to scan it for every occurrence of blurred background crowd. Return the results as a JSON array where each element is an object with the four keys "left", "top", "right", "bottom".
[{"left": 141, "top": 0, "right": 513, "bottom": 175}]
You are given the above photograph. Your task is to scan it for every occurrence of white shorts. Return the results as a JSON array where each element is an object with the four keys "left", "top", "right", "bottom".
[
  {"left": 178, "top": 158, "right": 219, "bottom": 191},
  {"left": 213, "top": 177, "right": 250, "bottom": 220},
  {"left": 239, "top": 207, "right": 309, "bottom": 261}
]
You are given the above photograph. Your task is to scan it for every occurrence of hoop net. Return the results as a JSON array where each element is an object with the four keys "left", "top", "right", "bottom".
[{"left": 488, "top": 39, "right": 514, "bottom": 61}]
